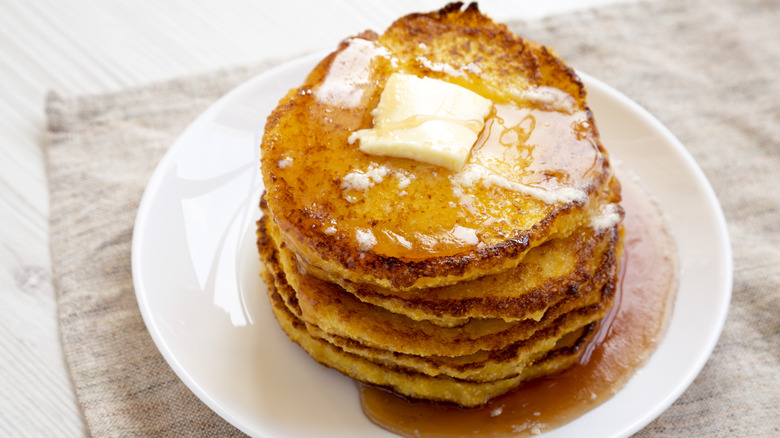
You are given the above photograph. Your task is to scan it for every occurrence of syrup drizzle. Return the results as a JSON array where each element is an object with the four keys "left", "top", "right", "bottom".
[{"left": 358, "top": 166, "right": 678, "bottom": 437}]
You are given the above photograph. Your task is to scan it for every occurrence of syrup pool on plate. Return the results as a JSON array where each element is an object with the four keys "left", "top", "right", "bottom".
[{"left": 358, "top": 166, "right": 678, "bottom": 437}]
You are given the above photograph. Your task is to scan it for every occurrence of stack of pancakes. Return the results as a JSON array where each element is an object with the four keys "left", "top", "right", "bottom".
[{"left": 257, "top": 3, "right": 624, "bottom": 407}]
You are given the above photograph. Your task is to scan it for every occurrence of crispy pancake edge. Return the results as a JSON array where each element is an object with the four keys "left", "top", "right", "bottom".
[{"left": 257, "top": 213, "right": 620, "bottom": 358}]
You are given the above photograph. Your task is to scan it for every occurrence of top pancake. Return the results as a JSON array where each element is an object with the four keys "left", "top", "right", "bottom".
[{"left": 261, "top": 3, "right": 619, "bottom": 290}]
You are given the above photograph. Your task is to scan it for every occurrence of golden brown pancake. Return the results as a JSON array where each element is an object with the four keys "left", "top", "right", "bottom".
[
  {"left": 310, "top": 307, "right": 606, "bottom": 383},
  {"left": 255, "top": 3, "right": 624, "bottom": 408},
  {"left": 264, "top": 281, "right": 599, "bottom": 407},
  {"left": 260, "top": 190, "right": 622, "bottom": 327},
  {"left": 257, "top": 211, "right": 619, "bottom": 385},
  {"left": 260, "top": 2, "right": 620, "bottom": 291},
  {"left": 258, "top": 212, "right": 618, "bottom": 358},
  {"left": 299, "top": 215, "right": 622, "bottom": 326}
]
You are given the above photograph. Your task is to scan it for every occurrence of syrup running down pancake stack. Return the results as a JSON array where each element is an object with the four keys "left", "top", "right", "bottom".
[{"left": 257, "top": 3, "right": 624, "bottom": 407}]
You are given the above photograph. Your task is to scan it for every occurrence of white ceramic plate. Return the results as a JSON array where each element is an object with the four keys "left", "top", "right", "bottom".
[{"left": 132, "top": 52, "right": 732, "bottom": 438}]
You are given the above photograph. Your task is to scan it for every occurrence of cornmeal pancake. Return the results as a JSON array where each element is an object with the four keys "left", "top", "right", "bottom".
[
  {"left": 257, "top": 212, "right": 618, "bottom": 358},
  {"left": 260, "top": 194, "right": 623, "bottom": 327},
  {"left": 265, "top": 286, "right": 598, "bottom": 407},
  {"left": 300, "top": 212, "right": 622, "bottom": 326},
  {"left": 255, "top": 3, "right": 625, "bottom": 408},
  {"left": 260, "top": 3, "right": 620, "bottom": 290},
  {"left": 312, "top": 303, "right": 608, "bottom": 383}
]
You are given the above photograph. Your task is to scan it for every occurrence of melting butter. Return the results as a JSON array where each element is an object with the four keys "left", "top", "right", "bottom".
[{"left": 348, "top": 73, "right": 492, "bottom": 171}]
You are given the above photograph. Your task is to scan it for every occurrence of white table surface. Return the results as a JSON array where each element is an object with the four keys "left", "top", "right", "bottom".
[{"left": 0, "top": 0, "right": 636, "bottom": 435}]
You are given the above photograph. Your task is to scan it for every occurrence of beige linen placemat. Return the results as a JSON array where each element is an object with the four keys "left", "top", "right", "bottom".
[{"left": 46, "top": 0, "right": 779, "bottom": 436}]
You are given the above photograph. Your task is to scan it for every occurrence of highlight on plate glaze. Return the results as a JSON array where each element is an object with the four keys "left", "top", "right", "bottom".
[{"left": 177, "top": 105, "right": 265, "bottom": 327}]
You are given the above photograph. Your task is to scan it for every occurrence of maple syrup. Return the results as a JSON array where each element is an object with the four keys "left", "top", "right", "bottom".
[{"left": 358, "top": 166, "right": 678, "bottom": 437}]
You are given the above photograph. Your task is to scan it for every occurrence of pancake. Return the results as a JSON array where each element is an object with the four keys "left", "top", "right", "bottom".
[
  {"left": 312, "top": 305, "right": 607, "bottom": 383},
  {"left": 260, "top": 192, "right": 622, "bottom": 327},
  {"left": 301, "top": 209, "right": 622, "bottom": 326},
  {"left": 255, "top": 3, "right": 625, "bottom": 408},
  {"left": 257, "top": 211, "right": 619, "bottom": 384},
  {"left": 258, "top": 212, "right": 618, "bottom": 358},
  {"left": 265, "top": 283, "right": 599, "bottom": 407},
  {"left": 260, "top": 2, "right": 620, "bottom": 291}
]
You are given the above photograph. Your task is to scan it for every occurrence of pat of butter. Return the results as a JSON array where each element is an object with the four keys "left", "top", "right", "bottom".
[{"left": 348, "top": 73, "right": 492, "bottom": 171}]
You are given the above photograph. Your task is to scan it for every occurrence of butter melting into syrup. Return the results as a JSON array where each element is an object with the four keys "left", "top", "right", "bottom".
[{"left": 358, "top": 167, "right": 678, "bottom": 437}]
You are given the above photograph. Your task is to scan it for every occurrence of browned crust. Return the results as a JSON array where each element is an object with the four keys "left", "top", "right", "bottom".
[
  {"left": 311, "top": 306, "right": 606, "bottom": 383},
  {"left": 263, "top": 273, "right": 600, "bottom": 407},
  {"left": 334, "top": 223, "right": 621, "bottom": 322},
  {"left": 261, "top": 193, "right": 623, "bottom": 324},
  {"left": 271, "top": 192, "right": 609, "bottom": 290},
  {"left": 260, "top": 3, "right": 620, "bottom": 290},
  {"left": 257, "top": 212, "right": 621, "bottom": 358}
]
